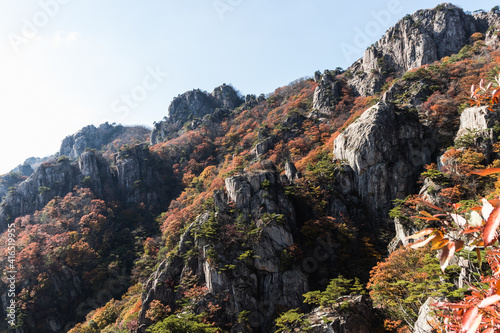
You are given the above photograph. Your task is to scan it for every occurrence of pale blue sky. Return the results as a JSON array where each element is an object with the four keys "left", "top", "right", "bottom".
[{"left": 0, "top": 0, "right": 494, "bottom": 174}]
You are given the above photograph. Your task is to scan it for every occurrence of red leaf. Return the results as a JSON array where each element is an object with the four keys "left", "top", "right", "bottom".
[
  {"left": 470, "top": 168, "right": 500, "bottom": 176},
  {"left": 434, "top": 302, "right": 467, "bottom": 309},
  {"left": 462, "top": 306, "right": 479, "bottom": 332},
  {"left": 483, "top": 206, "right": 500, "bottom": 246},
  {"left": 461, "top": 227, "right": 482, "bottom": 234},
  {"left": 478, "top": 294, "right": 500, "bottom": 308},
  {"left": 440, "top": 241, "right": 456, "bottom": 272}
]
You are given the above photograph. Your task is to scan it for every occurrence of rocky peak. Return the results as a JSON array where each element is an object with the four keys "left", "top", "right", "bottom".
[
  {"left": 150, "top": 84, "right": 243, "bottom": 145},
  {"left": 347, "top": 4, "right": 499, "bottom": 96},
  {"left": 312, "top": 70, "right": 343, "bottom": 117},
  {"left": 167, "top": 89, "right": 214, "bottom": 125},
  {"left": 59, "top": 122, "right": 124, "bottom": 159},
  {"left": 210, "top": 83, "right": 243, "bottom": 110},
  {"left": 168, "top": 84, "right": 243, "bottom": 125}
]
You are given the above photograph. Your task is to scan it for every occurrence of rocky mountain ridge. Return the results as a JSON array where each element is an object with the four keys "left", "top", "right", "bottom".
[
  {"left": 1, "top": 3, "right": 500, "bottom": 333},
  {"left": 150, "top": 84, "right": 244, "bottom": 144},
  {"left": 311, "top": 3, "right": 500, "bottom": 116}
]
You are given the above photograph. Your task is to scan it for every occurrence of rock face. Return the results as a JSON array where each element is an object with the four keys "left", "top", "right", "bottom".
[
  {"left": 138, "top": 170, "right": 307, "bottom": 333},
  {"left": 312, "top": 69, "right": 343, "bottom": 117},
  {"left": 252, "top": 137, "right": 274, "bottom": 158},
  {"left": 456, "top": 105, "right": 500, "bottom": 139},
  {"left": 0, "top": 144, "right": 176, "bottom": 232},
  {"left": 59, "top": 123, "right": 125, "bottom": 159},
  {"left": 333, "top": 102, "right": 433, "bottom": 220},
  {"left": 347, "top": 4, "right": 500, "bottom": 96},
  {"left": 414, "top": 297, "right": 442, "bottom": 333},
  {"left": 11, "top": 156, "right": 53, "bottom": 176},
  {"left": 0, "top": 266, "right": 84, "bottom": 333},
  {"left": 0, "top": 160, "right": 81, "bottom": 230},
  {"left": 150, "top": 84, "right": 243, "bottom": 144},
  {"left": 114, "top": 143, "right": 174, "bottom": 207},
  {"left": 224, "top": 171, "right": 295, "bottom": 223},
  {"left": 454, "top": 106, "right": 500, "bottom": 160},
  {"left": 284, "top": 161, "right": 301, "bottom": 181},
  {"left": 78, "top": 151, "right": 114, "bottom": 198}
]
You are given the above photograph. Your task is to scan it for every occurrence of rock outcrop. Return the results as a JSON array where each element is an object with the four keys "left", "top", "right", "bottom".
[
  {"left": 60, "top": 123, "right": 124, "bottom": 159},
  {"left": 414, "top": 297, "right": 443, "bottom": 333},
  {"left": 150, "top": 84, "right": 243, "bottom": 144},
  {"left": 347, "top": 4, "right": 500, "bottom": 96},
  {"left": 312, "top": 69, "right": 343, "bottom": 117},
  {"left": 304, "top": 295, "right": 378, "bottom": 333},
  {"left": 0, "top": 143, "right": 176, "bottom": 231},
  {"left": 0, "top": 160, "right": 81, "bottom": 230},
  {"left": 333, "top": 102, "right": 433, "bottom": 220},
  {"left": 456, "top": 105, "right": 500, "bottom": 138},
  {"left": 78, "top": 151, "right": 114, "bottom": 198},
  {"left": 454, "top": 105, "right": 500, "bottom": 161},
  {"left": 138, "top": 170, "right": 307, "bottom": 333},
  {"left": 11, "top": 156, "right": 54, "bottom": 176},
  {"left": 114, "top": 143, "right": 174, "bottom": 207}
]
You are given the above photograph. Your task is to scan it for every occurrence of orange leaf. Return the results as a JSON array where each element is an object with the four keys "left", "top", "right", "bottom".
[
  {"left": 405, "top": 228, "right": 435, "bottom": 240},
  {"left": 478, "top": 294, "right": 500, "bottom": 308},
  {"left": 462, "top": 306, "right": 479, "bottom": 332},
  {"left": 494, "top": 88, "right": 500, "bottom": 99},
  {"left": 431, "top": 238, "right": 449, "bottom": 250},
  {"left": 420, "top": 211, "right": 440, "bottom": 220},
  {"left": 470, "top": 168, "right": 500, "bottom": 176},
  {"left": 489, "top": 199, "right": 500, "bottom": 207},
  {"left": 483, "top": 206, "right": 500, "bottom": 246}
]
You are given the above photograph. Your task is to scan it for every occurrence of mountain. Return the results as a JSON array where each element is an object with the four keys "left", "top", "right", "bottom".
[{"left": 1, "top": 3, "right": 500, "bottom": 333}]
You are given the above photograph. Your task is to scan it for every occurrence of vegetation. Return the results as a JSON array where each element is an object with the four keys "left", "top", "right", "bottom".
[
  {"left": 5, "top": 15, "right": 500, "bottom": 333},
  {"left": 303, "top": 275, "right": 366, "bottom": 308}
]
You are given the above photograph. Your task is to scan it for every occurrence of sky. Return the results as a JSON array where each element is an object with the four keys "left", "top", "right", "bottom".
[{"left": 0, "top": 0, "right": 496, "bottom": 174}]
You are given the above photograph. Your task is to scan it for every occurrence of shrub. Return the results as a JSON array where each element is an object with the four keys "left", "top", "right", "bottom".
[
  {"left": 146, "top": 313, "right": 220, "bottom": 333},
  {"left": 303, "top": 275, "right": 366, "bottom": 308},
  {"left": 57, "top": 155, "right": 70, "bottom": 163},
  {"left": 368, "top": 247, "right": 459, "bottom": 327},
  {"left": 274, "top": 309, "right": 311, "bottom": 333}
]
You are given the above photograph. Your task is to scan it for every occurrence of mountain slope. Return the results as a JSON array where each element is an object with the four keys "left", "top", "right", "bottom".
[{"left": 1, "top": 3, "right": 500, "bottom": 333}]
